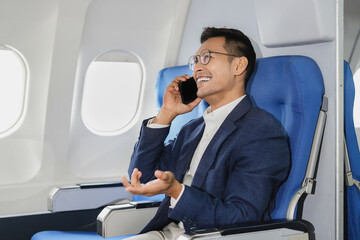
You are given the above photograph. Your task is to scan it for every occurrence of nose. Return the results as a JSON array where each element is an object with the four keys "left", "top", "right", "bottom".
[{"left": 193, "top": 58, "right": 204, "bottom": 74}]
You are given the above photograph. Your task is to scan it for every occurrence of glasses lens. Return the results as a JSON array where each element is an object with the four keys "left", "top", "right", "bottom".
[
  {"left": 188, "top": 55, "right": 197, "bottom": 70},
  {"left": 200, "top": 49, "right": 211, "bottom": 65}
]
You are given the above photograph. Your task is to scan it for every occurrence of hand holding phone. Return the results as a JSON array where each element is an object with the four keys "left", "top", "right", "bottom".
[{"left": 178, "top": 77, "right": 198, "bottom": 104}]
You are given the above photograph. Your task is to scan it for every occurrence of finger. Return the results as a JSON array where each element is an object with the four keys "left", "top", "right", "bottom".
[
  {"left": 121, "top": 176, "right": 131, "bottom": 188},
  {"left": 155, "top": 170, "right": 174, "bottom": 182},
  {"left": 154, "top": 170, "right": 165, "bottom": 180},
  {"left": 168, "top": 80, "right": 181, "bottom": 91},
  {"left": 126, "top": 187, "right": 153, "bottom": 197},
  {"left": 173, "top": 75, "right": 192, "bottom": 92},
  {"left": 181, "top": 75, "right": 192, "bottom": 82},
  {"left": 173, "top": 75, "right": 190, "bottom": 84},
  {"left": 131, "top": 168, "right": 141, "bottom": 186},
  {"left": 125, "top": 184, "right": 151, "bottom": 196},
  {"left": 125, "top": 186, "right": 141, "bottom": 195}
]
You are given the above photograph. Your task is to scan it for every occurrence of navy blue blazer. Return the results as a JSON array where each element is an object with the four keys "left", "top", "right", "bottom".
[{"left": 129, "top": 96, "right": 290, "bottom": 233}]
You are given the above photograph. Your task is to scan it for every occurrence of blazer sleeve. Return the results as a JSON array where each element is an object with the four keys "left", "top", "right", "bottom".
[{"left": 128, "top": 118, "right": 176, "bottom": 182}]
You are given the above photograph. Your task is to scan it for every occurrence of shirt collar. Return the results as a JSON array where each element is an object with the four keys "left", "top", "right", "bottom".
[{"left": 203, "top": 95, "right": 247, "bottom": 128}]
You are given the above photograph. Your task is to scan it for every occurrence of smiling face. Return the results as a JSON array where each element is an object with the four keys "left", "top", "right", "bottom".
[{"left": 193, "top": 37, "right": 247, "bottom": 110}]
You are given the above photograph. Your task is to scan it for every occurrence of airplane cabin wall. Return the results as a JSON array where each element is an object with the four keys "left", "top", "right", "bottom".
[
  {"left": 0, "top": 0, "right": 191, "bottom": 216},
  {"left": 0, "top": 0, "right": 59, "bottom": 215},
  {"left": 67, "top": 0, "right": 191, "bottom": 180},
  {"left": 0, "top": 1, "right": 347, "bottom": 240}
]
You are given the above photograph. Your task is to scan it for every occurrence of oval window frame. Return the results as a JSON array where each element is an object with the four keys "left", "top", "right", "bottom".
[
  {"left": 0, "top": 44, "right": 29, "bottom": 137},
  {"left": 81, "top": 50, "right": 143, "bottom": 136}
]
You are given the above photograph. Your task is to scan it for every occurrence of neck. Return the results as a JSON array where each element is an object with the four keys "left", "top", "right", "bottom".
[{"left": 207, "top": 92, "right": 246, "bottom": 111}]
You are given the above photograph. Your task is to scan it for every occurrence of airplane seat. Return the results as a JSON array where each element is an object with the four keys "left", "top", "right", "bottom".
[
  {"left": 344, "top": 61, "right": 360, "bottom": 240},
  {"left": 175, "top": 55, "right": 326, "bottom": 239},
  {"left": 246, "top": 55, "right": 326, "bottom": 220},
  {"left": 32, "top": 55, "right": 326, "bottom": 240}
]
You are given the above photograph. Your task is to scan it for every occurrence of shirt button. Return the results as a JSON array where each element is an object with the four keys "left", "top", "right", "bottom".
[{"left": 182, "top": 217, "right": 187, "bottom": 222}]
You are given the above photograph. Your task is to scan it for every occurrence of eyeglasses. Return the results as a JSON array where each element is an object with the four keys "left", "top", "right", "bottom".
[{"left": 188, "top": 49, "right": 240, "bottom": 71}]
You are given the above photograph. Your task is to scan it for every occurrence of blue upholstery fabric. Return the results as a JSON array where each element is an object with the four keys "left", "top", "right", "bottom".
[
  {"left": 31, "top": 55, "right": 324, "bottom": 239},
  {"left": 132, "top": 194, "right": 164, "bottom": 202},
  {"left": 31, "top": 231, "right": 134, "bottom": 240},
  {"left": 344, "top": 61, "right": 360, "bottom": 240},
  {"left": 246, "top": 56, "right": 324, "bottom": 219},
  {"left": 156, "top": 66, "right": 209, "bottom": 142},
  {"left": 344, "top": 61, "right": 360, "bottom": 181},
  {"left": 31, "top": 196, "right": 165, "bottom": 240}
]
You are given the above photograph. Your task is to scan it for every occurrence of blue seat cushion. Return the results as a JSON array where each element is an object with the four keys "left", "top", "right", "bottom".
[{"left": 31, "top": 231, "right": 134, "bottom": 240}]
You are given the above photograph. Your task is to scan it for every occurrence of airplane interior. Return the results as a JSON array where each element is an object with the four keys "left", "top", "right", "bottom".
[{"left": 0, "top": 0, "right": 359, "bottom": 239}]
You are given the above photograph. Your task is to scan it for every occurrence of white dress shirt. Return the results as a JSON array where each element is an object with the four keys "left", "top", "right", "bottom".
[{"left": 147, "top": 95, "right": 246, "bottom": 209}]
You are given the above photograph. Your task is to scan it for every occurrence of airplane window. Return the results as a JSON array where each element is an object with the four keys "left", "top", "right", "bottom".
[
  {"left": 81, "top": 51, "right": 142, "bottom": 135},
  {"left": 354, "top": 68, "right": 360, "bottom": 128},
  {"left": 0, "top": 45, "right": 28, "bottom": 137}
]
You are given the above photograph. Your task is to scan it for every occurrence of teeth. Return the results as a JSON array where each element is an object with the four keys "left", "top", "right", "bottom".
[{"left": 197, "top": 77, "right": 210, "bottom": 83}]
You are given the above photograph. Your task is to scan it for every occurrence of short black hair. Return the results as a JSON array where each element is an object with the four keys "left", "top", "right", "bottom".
[{"left": 200, "top": 27, "right": 256, "bottom": 84}]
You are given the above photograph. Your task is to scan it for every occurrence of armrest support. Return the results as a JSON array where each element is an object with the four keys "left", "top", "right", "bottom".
[
  {"left": 178, "top": 219, "right": 314, "bottom": 240},
  {"left": 97, "top": 201, "right": 161, "bottom": 238},
  {"left": 287, "top": 100, "right": 327, "bottom": 219},
  {"left": 48, "top": 182, "right": 132, "bottom": 212}
]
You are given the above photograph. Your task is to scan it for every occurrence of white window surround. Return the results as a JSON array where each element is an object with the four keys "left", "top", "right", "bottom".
[
  {"left": 81, "top": 51, "right": 143, "bottom": 136},
  {"left": 0, "top": 44, "right": 28, "bottom": 137}
]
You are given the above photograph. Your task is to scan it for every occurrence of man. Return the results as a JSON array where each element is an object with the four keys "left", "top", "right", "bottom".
[{"left": 122, "top": 27, "right": 290, "bottom": 240}]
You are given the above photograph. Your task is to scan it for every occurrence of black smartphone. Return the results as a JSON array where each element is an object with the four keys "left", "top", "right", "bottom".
[{"left": 178, "top": 77, "right": 198, "bottom": 104}]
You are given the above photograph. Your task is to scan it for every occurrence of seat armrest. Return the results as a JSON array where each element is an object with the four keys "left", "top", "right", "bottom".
[
  {"left": 48, "top": 182, "right": 132, "bottom": 212},
  {"left": 220, "top": 219, "right": 314, "bottom": 236},
  {"left": 178, "top": 219, "right": 314, "bottom": 240},
  {"left": 97, "top": 201, "right": 161, "bottom": 238}
]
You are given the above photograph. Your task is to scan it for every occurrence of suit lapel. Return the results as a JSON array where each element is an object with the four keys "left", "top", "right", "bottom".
[
  {"left": 175, "top": 119, "right": 205, "bottom": 180},
  {"left": 191, "top": 96, "right": 253, "bottom": 188}
]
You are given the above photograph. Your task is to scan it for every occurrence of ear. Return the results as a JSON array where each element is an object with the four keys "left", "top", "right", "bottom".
[{"left": 233, "top": 56, "right": 248, "bottom": 76}]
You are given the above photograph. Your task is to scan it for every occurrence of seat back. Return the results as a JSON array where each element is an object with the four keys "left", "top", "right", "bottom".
[
  {"left": 156, "top": 66, "right": 209, "bottom": 142},
  {"left": 344, "top": 61, "right": 360, "bottom": 240},
  {"left": 246, "top": 56, "right": 325, "bottom": 219},
  {"left": 156, "top": 56, "right": 325, "bottom": 220}
]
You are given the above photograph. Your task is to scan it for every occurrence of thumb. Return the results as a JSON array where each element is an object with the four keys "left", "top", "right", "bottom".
[
  {"left": 188, "top": 97, "right": 201, "bottom": 108},
  {"left": 155, "top": 170, "right": 170, "bottom": 181}
]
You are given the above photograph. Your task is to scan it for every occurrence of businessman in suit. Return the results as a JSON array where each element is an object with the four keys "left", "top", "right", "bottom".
[{"left": 122, "top": 27, "right": 290, "bottom": 240}]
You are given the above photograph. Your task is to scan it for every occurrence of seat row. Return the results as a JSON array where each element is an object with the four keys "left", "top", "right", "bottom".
[{"left": 32, "top": 56, "right": 358, "bottom": 240}]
